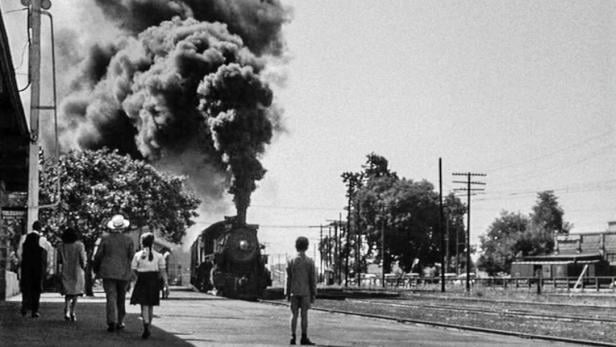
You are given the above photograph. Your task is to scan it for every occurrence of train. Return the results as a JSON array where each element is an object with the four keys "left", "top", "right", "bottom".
[{"left": 190, "top": 216, "right": 271, "bottom": 300}]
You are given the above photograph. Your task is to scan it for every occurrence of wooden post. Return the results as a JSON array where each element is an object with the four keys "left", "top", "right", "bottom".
[{"left": 26, "top": 0, "right": 43, "bottom": 233}]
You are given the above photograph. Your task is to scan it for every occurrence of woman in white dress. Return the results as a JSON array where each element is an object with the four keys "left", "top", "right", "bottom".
[{"left": 130, "top": 232, "right": 169, "bottom": 339}]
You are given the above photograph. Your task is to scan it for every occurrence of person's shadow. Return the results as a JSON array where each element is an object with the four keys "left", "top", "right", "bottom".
[{"left": 0, "top": 296, "right": 197, "bottom": 346}]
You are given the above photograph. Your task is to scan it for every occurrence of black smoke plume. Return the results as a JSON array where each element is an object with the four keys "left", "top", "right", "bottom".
[{"left": 59, "top": 0, "right": 289, "bottom": 221}]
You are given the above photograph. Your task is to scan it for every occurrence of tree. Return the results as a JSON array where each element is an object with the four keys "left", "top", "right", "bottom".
[
  {"left": 478, "top": 211, "right": 529, "bottom": 275},
  {"left": 531, "top": 190, "right": 570, "bottom": 234},
  {"left": 478, "top": 209, "right": 557, "bottom": 275},
  {"left": 38, "top": 149, "right": 200, "bottom": 293},
  {"left": 337, "top": 153, "right": 466, "bottom": 277}
]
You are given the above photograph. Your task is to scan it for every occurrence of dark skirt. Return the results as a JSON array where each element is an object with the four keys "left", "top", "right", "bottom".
[{"left": 130, "top": 271, "right": 160, "bottom": 306}]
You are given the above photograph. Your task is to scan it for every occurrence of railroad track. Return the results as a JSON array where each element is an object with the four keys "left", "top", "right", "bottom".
[
  {"left": 401, "top": 292, "right": 616, "bottom": 310},
  {"left": 349, "top": 298, "right": 616, "bottom": 324},
  {"left": 260, "top": 299, "right": 616, "bottom": 347}
]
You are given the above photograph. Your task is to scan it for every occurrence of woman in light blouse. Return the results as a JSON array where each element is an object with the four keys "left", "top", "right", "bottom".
[{"left": 130, "top": 232, "right": 168, "bottom": 339}]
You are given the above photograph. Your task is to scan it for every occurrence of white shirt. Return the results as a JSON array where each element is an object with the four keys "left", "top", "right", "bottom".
[{"left": 131, "top": 249, "right": 165, "bottom": 272}]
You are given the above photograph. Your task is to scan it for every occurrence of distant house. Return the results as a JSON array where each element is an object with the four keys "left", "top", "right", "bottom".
[
  {"left": 0, "top": 5, "right": 30, "bottom": 300},
  {"left": 511, "top": 222, "right": 616, "bottom": 280}
]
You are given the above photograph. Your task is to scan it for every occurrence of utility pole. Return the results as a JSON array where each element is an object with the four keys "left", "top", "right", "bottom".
[
  {"left": 455, "top": 224, "right": 460, "bottom": 275},
  {"left": 356, "top": 200, "right": 361, "bottom": 287},
  {"left": 345, "top": 200, "right": 351, "bottom": 287},
  {"left": 439, "top": 158, "right": 445, "bottom": 292},
  {"left": 319, "top": 224, "right": 323, "bottom": 282},
  {"left": 333, "top": 221, "right": 338, "bottom": 284},
  {"left": 445, "top": 214, "right": 450, "bottom": 273},
  {"left": 327, "top": 224, "right": 332, "bottom": 283},
  {"left": 381, "top": 205, "right": 385, "bottom": 288},
  {"left": 452, "top": 172, "right": 486, "bottom": 293},
  {"left": 26, "top": 0, "right": 43, "bottom": 233},
  {"left": 338, "top": 212, "right": 343, "bottom": 285}
]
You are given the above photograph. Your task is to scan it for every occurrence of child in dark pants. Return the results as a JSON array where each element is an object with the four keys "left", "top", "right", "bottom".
[{"left": 286, "top": 236, "right": 316, "bottom": 345}]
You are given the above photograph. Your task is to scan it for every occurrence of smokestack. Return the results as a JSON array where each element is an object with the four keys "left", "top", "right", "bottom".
[{"left": 57, "top": 0, "right": 290, "bottom": 221}]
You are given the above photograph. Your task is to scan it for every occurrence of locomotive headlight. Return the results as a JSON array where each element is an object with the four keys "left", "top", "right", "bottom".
[{"left": 239, "top": 240, "right": 249, "bottom": 251}]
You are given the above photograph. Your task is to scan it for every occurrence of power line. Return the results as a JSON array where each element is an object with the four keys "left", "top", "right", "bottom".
[
  {"left": 484, "top": 129, "right": 614, "bottom": 173},
  {"left": 251, "top": 204, "right": 343, "bottom": 211},
  {"left": 493, "top": 141, "right": 616, "bottom": 186}
]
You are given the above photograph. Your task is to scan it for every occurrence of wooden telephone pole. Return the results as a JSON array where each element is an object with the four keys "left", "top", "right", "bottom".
[
  {"left": 452, "top": 172, "right": 486, "bottom": 292},
  {"left": 26, "top": 0, "right": 43, "bottom": 233}
]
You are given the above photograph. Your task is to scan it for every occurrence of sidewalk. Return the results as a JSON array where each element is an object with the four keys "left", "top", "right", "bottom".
[{"left": 0, "top": 287, "right": 576, "bottom": 346}]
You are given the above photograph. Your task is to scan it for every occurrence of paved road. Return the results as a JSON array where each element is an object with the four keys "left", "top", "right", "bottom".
[{"left": 0, "top": 288, "right": 583, "bottom": 346}]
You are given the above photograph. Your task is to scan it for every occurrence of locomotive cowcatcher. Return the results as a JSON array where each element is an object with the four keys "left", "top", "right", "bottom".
[{"left": 190, "top": 216, "right": 271, "bottom": 300}]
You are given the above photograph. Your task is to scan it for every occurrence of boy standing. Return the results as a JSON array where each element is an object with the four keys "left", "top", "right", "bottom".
[{"left": 286, "top": 236, "right": 316, "bottom": 345}]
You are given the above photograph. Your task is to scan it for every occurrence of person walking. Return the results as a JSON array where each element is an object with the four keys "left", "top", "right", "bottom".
[
  {"left": 58, "top": 227, "right": 86, "bottom": 321},
  {"left": 130, "top": 232, "right": 169, "bottom": 339},
  {"left": 160, "top": 247, "right": 171, "bottom": 299},
  {"left": 18, "top": 221, "right": 54, "bottom": 279},
  {"left": 286, "top": 236, "right": 317, "bottom": 345},
  {"left": 20, "top": 233, "right": 47, "bottom": 318},
  {"left": 93, "top": 214, "right": 135, "bottom": 332}
]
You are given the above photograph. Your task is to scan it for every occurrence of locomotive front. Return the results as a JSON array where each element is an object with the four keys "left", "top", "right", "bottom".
[
  {"left": 191, "top": 217, "right": 270, "bottom": 300},
  {"left": 212, "top": 224, "right": 269, "bottom": 299}
]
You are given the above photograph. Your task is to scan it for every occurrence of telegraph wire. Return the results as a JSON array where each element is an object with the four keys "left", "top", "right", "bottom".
[
  {"left": 484, "top": 128, "right": 614, "bottom": 173},
  {"left": 493, "top": 140, "right": 616, "bottom": 186}
]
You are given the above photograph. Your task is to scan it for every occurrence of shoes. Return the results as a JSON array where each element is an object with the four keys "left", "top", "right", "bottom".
[
  {"left": 20, "top": 309, "right": 27, "bottom": 317},
  {"left": 70, "top": 313, "right": 76, "bottom": 322},
  {"left": 31, "top": 312, "right": 40, "bottom": 318},
  {"left": 300, "top": 337, "right": 315, "bottom": 345},
  {"left": 64, "top": 308, "right": 71, "bottom": 321},
  {"left": 116, "top": 322, "right": 125, "bottom": 330},
  {"left": 107, "top": 324, "right": 115, "bottom": 332},
  {"left": 141, "top": 327, "right": 150, "bottom": 339},
  {"left": 290, "top": 337, "right": 296, "bottom": 345}
]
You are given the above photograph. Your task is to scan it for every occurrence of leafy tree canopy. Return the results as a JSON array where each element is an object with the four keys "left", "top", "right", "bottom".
[
  {"left": 478, "top": 211, "right": 530, "bottom": 275},
  {"left": 39, "top": 149, "right": 200, "bottom": 251},
  {"left": 342, "top": 153, "right": 465, "bottom": 273},
  {"left": 478, "top": 191, "right": 568, "bottom": 275},
  {"left": 531, "top": 190, "right": 570, "bottom": 234}
]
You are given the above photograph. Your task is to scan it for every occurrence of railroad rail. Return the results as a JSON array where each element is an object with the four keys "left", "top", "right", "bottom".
[
  {"left": 260, "top": 299, "right": 616, "bottom": 347},
  {"left": 349, "top": 298, "right": 616, "bottom": 324},
  {"left": 401, "top": 292, "right": 616, "bottom": 310}
]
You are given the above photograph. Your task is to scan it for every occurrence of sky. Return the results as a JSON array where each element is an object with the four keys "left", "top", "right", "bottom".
[{"left": 2, "top": 1, "right": 616, "bottom": 266}]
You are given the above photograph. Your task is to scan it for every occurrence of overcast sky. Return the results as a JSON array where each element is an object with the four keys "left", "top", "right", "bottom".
[{"left": 3, "top": 1, "right": 616, "bottom": 264}]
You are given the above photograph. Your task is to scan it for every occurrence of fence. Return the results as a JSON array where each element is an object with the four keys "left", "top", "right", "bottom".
[{"left": 367, "top": 275, "right": 616, "bottom": 293}]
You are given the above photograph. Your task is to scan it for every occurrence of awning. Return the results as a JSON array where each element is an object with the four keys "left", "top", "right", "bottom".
[
  {"left": 512, "top": 259, "right": 600, "bottom": 265},
  {"left": 512, "top": 252, "right": 603, "bottom": 265}
]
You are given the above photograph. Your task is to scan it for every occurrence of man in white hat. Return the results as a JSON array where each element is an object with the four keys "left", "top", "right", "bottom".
[{"left": 93, "top": 214, "right": 135, "bottom": 332}]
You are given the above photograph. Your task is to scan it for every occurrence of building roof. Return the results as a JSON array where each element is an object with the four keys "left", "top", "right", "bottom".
[
  {"left": 512, "top": 253, "right": 603, "bottom": 265},
  {"left": 0, "top": 5, "right": 29, "bottom": 193}
]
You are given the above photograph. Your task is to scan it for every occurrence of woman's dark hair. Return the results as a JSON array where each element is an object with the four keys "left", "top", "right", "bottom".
[
  {"left": 295, "top": 236, "right": 309, "bottom": 252},
  {"left": 141, "top": 232, "right": 155, "bottom": 261},
  {"left": 61, "top": 227, "right": 79, "bottom": 244}
]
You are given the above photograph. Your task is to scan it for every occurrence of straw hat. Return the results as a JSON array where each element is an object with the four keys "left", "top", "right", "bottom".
[{"left": 107, "top": 214, "right": 130, "bottom": 230}]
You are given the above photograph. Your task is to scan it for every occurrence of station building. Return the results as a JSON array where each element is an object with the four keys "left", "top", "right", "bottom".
[
  {"left": 511, "top": 222, "right": 616, "bottom": 280},
  {"left": 0, "top": 8, "right": 30, "bottom": 300}
]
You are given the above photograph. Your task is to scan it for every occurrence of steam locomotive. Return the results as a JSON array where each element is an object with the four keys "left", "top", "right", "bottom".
[{"left": 190, "top": 217, "right": 271, "bottom": 300}]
